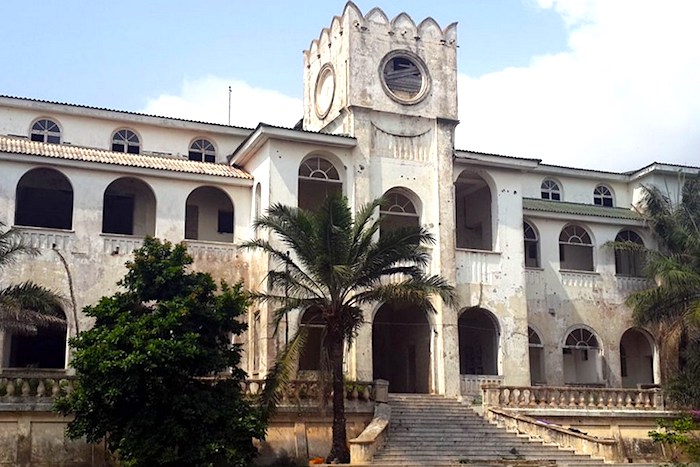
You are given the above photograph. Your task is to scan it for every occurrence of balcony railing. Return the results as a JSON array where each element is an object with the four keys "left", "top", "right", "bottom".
[
  {"left": 101, "top": 234, "right": 144, "bottom": 255},
  {"left": 18, "top": 226, "right": 74, "bottom": 250},
  {"left": 455, "top": 249, "right": 501, "bottom": 285},
  {"left": 460, "top": 374, "right": 504, "bottom": 397},
  {"left": 186, "top": 240, "right": 238, "bottom": 262},
  {"left": 482, "top": 384, "right": 667, "bottom": 411}
]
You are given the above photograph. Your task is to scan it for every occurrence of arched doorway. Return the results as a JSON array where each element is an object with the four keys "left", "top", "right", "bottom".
[
  {"left": 458, "top": 308, "right": 499, "bottom": 376},
  {"left": 454, "top": 170, "right": 493, "bottom": 250},
  {"left": 15, "top": 168, "right": 73, "bottom": 230},
  {"left": 563, "top": 327, "right": 604, "bottom": 385},
  {"left": 372, "top": 303, "right": 430, "bottom": 393},
  {"left": 528, "top": 326, "right": 546, "bottom": 385},
  {"left": 620, "top": 328, "right": 654, "bottom": 388},
  {"left": 102, "top": 177, "right": 156, "bottom": 236}
]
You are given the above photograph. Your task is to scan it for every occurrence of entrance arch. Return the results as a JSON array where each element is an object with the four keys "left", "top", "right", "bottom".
[
  {"left": 372, "top": 303, "right": 431, "bottom": 393},
  {"left": 563, "top": 327, "right": 604, "bottom": 385},
  {"left": 620, "top": 328, "right": 655, "bottom": 387},
  {"left": 458, "top": 308, "right": 500, "bottom": 375}
]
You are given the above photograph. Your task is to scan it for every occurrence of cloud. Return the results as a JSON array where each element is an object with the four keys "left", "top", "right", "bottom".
[
  {"left": 142, "top": 1, "right": 700, "bottom": 172},
  {"left": 141, "top": 76, "right": 302, "bottom": 129},
  {"left": 457, "top": 0, "right": 700, "bottom": 171}
]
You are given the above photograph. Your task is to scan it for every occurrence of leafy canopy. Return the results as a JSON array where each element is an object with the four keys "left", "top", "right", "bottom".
[{"left": 55, "top": 237, "right": 265, "bottom": 467}]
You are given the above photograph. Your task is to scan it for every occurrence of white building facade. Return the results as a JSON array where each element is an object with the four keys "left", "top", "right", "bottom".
[{"left": 0, "top": 3, "right": 696, "bottom": 397}]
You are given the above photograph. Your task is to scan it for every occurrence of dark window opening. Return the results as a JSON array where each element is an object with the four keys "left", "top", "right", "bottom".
[
  {"left": 16, "top": 187, "right": 73, "bottom": 230},
  {"left": 217, "top": 210, "right": 233, "bottom": 234},
  {"left": 102, "top": 194, "right": 135, "bottom": 235}
]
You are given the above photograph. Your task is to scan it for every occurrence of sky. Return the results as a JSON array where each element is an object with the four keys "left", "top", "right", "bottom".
[{"left": 1, "top": 0, "right": 699, "bottom": 172}]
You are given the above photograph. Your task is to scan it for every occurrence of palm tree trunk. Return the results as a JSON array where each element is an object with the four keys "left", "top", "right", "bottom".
[{"left": 327, "top": 331, "right": 349, "bottom": 463}]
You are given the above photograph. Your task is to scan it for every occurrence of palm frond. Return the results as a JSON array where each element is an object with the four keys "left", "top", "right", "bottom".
[
  {"left": 0, "top": 222, "right": 38, "bottom": 269},
  {"left": 259, "top": 328, "right": 307, "bottom": 416},
  {"left": 0, "top": 282, "right": 67, "bottom": 334}
]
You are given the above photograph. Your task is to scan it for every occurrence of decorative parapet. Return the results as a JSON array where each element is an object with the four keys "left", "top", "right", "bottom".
[
  {"left": 304, "top": 1, "right": 457, "bottom": 61},
  {"left": 349, "top": 401, "right": 391, "bottom": 464},
  {"left": 615, "top": 275, "right": 652, "bottom": 292},
  {"left": 559, "top": 270, "right": 601, "bottom": 288},
  {"left": 455, "top": 249, "right": 502, "bottom": 285},
  {"left": 101, "top": 234, "right": 144, "bottom": 256},
  {"left": 482, "top": 384, "right": 667, "bottom": 411},
  {"left": 18, "top": 226, "right": 73, "bottom": 250}
]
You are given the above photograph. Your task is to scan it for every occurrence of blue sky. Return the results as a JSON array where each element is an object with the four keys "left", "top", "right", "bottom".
[{"left": 2, "top": 1, "right": 699, "bottom": 171}]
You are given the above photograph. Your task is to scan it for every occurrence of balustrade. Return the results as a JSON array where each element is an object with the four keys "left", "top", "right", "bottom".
[
  {"left": 460, "top": 374, "right": 504, "bottom": 396},
  {"left": 102, "top": 234, "right": 144, "bottom": 255},
  {"left": 19, "top": 227, "right": 73, "bottom": 250},
  {"left": 482, "top": 385, "right": 666, "bottom": 411},
  {"left": 0, "top": 375, "right": 75, "bottom": 401},
  {"left": 241, "top": 379, "right": 376, "bottom": 406},
  {"left": 455, "top": 249, "right": 501, "bottom": 285},
  {"left": 186, "top": 241, "right": 237, "bottom": 262}
]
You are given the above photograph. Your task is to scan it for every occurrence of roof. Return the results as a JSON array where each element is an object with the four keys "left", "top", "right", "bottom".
[
  {"left": 0, "top": 94, "right": 254, "bottom": 133},
  {"left": 522, "top": 198, "right": 643, "bottom": 220},
  {"left": 0, "top": 135, "right": 252, "bottom": 179}
]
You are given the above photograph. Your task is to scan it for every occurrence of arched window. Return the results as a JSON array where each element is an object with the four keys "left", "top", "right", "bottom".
[
  {"left": 298, "top": 156, "right": 342, "bottom": 211},
  {"left": 541, "top": 179, "right": 561, "bottom": 201},
  {"left": 593, "top": 185, "right": 613, "bottom": 207},
  {"left": 615, "top": 230, "right": 645, "bottom": 277},
  {"left": 380, "top": 189, "right": 419, "bottom": 236},
  {"left": 189, "top": 139, "right": 216, "bottom": 162},
  {"left": 523, "top": 221, "right": 540, "bottom": 268},
  {"left": 528, "top": 326, "right": 545, "bottom": 385},
  {"left": 563, "top": 327, "right": 603, "bottom": 385},
  {"left": 185, "top": 186, "right": 234, "bottom": 242},
  {"left": 112, "top": 129, "right": 140, "bottom": 154},
  {"left": 15, "top": 168, "right": 73, "bottom": 230},
  {"left": 102, "top": 177, "right": 156, "bottom": 236},
  {"left": 30, "top": 118, "right": 61, "bottom": 144},
  {"left": 559, "top": 225, "right": 594, "bottom": 271}
]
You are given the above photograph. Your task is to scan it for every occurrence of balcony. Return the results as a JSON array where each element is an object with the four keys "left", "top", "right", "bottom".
[{"left": 455, "top": 249, "right": 501, "bottom": 285}]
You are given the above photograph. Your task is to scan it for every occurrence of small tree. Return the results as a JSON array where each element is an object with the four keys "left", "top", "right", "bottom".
[
  {"left": 56, "top": 238, "right": 265, "bottom": 467},
  {"left": 244, "top": 194, "right": 455, "bottom": 463}
]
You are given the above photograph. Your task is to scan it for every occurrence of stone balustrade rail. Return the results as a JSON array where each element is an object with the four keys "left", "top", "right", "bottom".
[
  {"left": 482, "top": 384, "right": 667, "bottom": 411},
  {"left": 0, "top": 372, "right": 376, "bottom": 409}
]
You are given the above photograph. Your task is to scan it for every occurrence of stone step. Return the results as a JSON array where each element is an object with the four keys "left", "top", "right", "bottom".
[{"left": 373, "top": 394, "right": 612, "bottom": 467}]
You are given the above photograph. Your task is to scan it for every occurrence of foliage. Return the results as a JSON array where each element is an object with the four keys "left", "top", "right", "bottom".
[
  {"left": 0, "top": 222, "right": 66, "bottom": 334},
  {"left": 243, "top": 194, "right": 455, "bottom": 463},
  {"left": 626, "top": 175, "right": 700, "bottom": 328},
  {"left": 649, "top": 414, "right": 700, "bottom": 465},
  {"left": 611, "top": 176, "right": 700, "bottom": 406},
  {"left": 55, "top": 237, "right": 265, "bottom": 467}
]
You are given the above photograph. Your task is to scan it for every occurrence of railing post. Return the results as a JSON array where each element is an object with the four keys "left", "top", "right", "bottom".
[
  {"left": 652, "top": 388, "right": 665, "bottom": 410},
  {"left": 481, "top": 383, "right": 501, "bottom": 412},
  {"left": 374, "top": 379, "right": 389, "bottom": 403}
]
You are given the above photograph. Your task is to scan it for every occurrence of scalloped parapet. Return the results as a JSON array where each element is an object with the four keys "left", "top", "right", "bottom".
[{"left": 304, "top": 1, "right": 457, "bottom": 61}]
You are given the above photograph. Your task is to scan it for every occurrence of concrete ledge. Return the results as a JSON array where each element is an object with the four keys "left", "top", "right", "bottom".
[{"left": 349, "top": 403, "right": 391, "bottom": 464}]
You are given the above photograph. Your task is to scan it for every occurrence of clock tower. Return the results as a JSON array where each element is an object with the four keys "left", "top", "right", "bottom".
[{"left": 302, "top": 3, "right": 463, "bottom": 396}]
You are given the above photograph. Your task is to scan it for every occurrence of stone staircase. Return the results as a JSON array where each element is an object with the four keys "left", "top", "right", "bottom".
[{"left": 370, "top": 394, "right": 652, "bottom": 467}]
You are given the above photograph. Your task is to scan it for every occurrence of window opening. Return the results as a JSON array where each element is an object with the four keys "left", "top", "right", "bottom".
[
  {"left": 593, "top": 185, "right": 613, "bottom": 207},
  {"left": 30, "top": 119, "right": 61, "bottom": 144},
  {"left": 112, "top": 129, "right": 140, "bottom": 154},
  {"left": 524, "top": 222, "right": 540, "bottom": 268},
  {"left": 541, "top": 179, "right": 561, "bottom": 201},
  {"left": 189, "top": 139, "right": 216, "bottom": 163}
]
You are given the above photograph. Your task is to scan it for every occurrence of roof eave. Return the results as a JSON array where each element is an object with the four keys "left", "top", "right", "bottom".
[{"left": 229, "top": 124, "right": 357, "bottom": 166}]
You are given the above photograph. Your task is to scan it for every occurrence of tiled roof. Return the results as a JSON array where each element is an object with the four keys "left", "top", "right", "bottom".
[
  {"left": 0, "top": 135, "right": 251, "bottom": 179},
  {"left": 523, "top": 198, "right": 643, "bottom": 220}
]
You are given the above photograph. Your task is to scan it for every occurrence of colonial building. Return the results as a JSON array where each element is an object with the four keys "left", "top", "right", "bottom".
[{"left": 0, "top": 2, "right": 697, "bottom": 400}]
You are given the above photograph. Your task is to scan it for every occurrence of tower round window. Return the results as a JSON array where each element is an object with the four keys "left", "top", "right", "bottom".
[{"left": 380, "top": 51, "right": 430, "bottom": 104}]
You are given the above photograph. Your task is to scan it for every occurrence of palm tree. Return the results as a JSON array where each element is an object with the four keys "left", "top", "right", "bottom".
[
  {"left": 612, "top": 176, "right": 700, "bottom": 399},
  {"left": 624, "top": 176, "right": 700, "bottom": 328},
  {"left": 243, "top": 194, "right": 455, "bottom": 463},
  {"left": 0, "top": 222, "right": 66, "bottom": 335}
]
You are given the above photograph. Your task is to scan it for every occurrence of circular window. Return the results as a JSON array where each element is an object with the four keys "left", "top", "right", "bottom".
[
  {"left": 314, "top": 64, "right": 336, "bottom": 119},
  {"left": 380, "top": 51, "right": 430, "bottom": 104}
]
